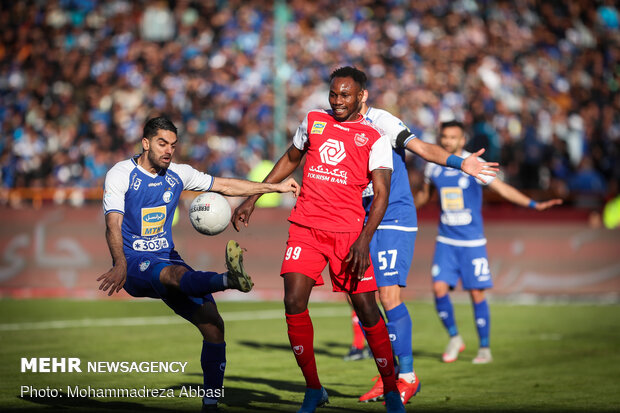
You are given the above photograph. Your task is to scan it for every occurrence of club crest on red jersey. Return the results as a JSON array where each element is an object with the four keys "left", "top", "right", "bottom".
[{"left": 354, "top": 133, "right": 368, "bottom": 146}]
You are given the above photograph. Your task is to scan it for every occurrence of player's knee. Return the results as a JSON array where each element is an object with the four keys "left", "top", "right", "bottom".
[
  {"left": 470, "top": 289, "right": 486, "bottom": 303},
  {"left": 433, "top": 282, "right": 449, "bottom": 297},
  {"left": 356, "top": 307, "right": 380, "bottom": 327},
  {"left": 197, "top": 321, "right": 224, "bottom": 342},
  {"left": 378, "top": 287, "right": 401, "bottom": 311},
  {"left": 159, "top": 266, "right": 186, "bottom": 288},
  {"left": 351, "top": 297, "right": 381, "bottom": 326},
  {"left": 283, "top": 295, "right": 306, "bottom": 315},
  {"left": 194, "top": 310, "right": 224, "bottom": 341}
]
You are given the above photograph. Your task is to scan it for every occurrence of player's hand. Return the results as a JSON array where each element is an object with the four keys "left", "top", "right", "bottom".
[
  {"left": 276, "top": 177, "right": 300, "bottom": 197},
  {"left": 232, "top": 198, "right": 256, "bottom": 232},
  {"left": 344, "top": 238, "right": 371, "bottom": 280},
  {"left": 462, "top": 149, "right": 499, "bottom": 179},
  {"left": 533, "top": 199, "right": 563, "bottom": 211},
  {"left": 97, "top": 265, "right": 126, "bottom": 296}
]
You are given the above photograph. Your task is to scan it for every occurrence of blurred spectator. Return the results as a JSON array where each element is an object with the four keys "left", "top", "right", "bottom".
[{"left": 0, "top": 0, "right": 618, "bottom": 213}]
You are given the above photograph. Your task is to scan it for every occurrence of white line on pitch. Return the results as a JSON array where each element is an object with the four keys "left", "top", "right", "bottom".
[{"left": 0, "top": 306, "right": 349, "bottom": 332}]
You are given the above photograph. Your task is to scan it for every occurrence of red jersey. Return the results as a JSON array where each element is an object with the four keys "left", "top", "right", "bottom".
[{"left": 288, "top": 109, "right": 393, "bottom": 232}]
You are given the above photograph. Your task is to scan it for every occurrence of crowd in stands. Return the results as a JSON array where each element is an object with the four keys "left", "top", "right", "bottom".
[{"left": 1, "top": 0, "right": 618, "bottom": 210}]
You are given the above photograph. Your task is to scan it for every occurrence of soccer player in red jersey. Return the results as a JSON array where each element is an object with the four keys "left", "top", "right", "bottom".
[{"left": 232, "top": 66, "right": 406, "bottom": 413}]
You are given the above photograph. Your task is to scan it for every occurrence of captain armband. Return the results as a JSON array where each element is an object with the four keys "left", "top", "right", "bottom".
[{"left": 395, "top": 130, "right": 413, "bottom": 149}]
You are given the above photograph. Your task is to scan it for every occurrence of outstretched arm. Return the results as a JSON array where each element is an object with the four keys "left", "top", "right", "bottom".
[
  {"left": 488, "top": 179, "right": 563, "bottom": 210},
  {"left": 232, "top": 144, "right": 305, "bottom": 231},
  {"left": 211, "top": 176, "right": 300, "bottom": 197},
  {"left": 345, "top": 168, "right": 391, "bottom": 279},
  {"left": 97, "top": 212, "right": 127, "bottom": 296},
  {"left": 406, "top": 139, "right": 498, "bottom": 179}
]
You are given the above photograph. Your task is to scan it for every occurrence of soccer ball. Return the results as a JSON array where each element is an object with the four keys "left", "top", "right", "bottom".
[{"left": 189, "top": 192, "right": 232, "bottom": 236}]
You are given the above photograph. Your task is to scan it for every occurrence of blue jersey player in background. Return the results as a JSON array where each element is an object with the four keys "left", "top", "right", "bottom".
[
  {"left": 98, "top": 116, "right": 300, "bottom": 412},
  {"left": 415, "top": 120, "right": 562, "bottom": 364},
  {"left": 356, "top": 94, "right": 499, "bottom": 405}
]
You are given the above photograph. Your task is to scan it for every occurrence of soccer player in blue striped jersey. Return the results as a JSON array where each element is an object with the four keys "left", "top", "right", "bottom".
[
  {"left": 415, "top": 120, "right": 562, "bottom": 364},
  {"left": 357, "top": 96, "right": 499, "bottom": 405},
  {"left": 98, "top": 116, "right": 300, "bottom": 412}
]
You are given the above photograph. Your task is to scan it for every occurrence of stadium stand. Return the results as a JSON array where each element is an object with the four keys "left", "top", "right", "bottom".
[{"left": 0, "top": 0, "right": 618, "bottom": 214}]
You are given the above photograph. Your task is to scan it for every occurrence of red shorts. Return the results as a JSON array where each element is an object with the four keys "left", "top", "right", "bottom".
[{"left": 280, "top": 223, "right": 377, "bottom": 294}]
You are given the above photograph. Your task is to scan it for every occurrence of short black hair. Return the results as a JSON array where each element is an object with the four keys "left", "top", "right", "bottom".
[
  {"left": 143, "top": 116, "right": 177, "bottom": 139},
  {"left": 440, "top": 120, "right": 465, "bottom": 132},
  {"left": 329, "top": 66, "right": 367, "bottom": 90}
]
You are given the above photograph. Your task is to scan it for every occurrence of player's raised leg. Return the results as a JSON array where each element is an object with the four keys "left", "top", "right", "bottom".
[
  {"left": 158, "top": 240, "right": 254, "bottom": 296},
  {"left": 225, "top": 240, "right": 254, "bottom": 292}
]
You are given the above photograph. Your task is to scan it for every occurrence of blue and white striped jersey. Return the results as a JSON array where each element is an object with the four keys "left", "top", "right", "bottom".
[
  {"left": 103, "top": 156, "right": 214, "bottom": 256},
  {"left": 362, "top": 107, "right": 417, "bottom": 230}
]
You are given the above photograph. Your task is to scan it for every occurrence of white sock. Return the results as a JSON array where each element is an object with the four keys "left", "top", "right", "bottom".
[{"left": 399, "top": 372, "right": 416, "bottom": 383}]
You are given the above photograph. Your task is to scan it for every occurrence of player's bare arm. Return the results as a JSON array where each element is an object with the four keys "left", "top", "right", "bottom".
[
  {"left": 211, "top": 176, "right": 300, "bottom": 197},
  {"left": 488, "top": 179, "right": 563, "bottom": 210},
  {"left": 406, "top": 139, "right": 498, "bottom": 179},
  {"left": 97, "top": 212, "right": 127, "bottom": 296},
  {"left": 345, "top": 168, "right": 391, "bottom": 279},
  {"left": 232, "top": 144, "right": 305, "bottom": 231}
]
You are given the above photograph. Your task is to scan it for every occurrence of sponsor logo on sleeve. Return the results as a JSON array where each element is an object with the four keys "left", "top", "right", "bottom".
[{"left": 310, "top": 121, "right": 327, "bottom": 135}]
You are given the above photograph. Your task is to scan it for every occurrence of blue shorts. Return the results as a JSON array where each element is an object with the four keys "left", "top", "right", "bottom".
[
  {"left": 124, "top": 250, "right": 215, "bottom": 322},
  {"left": 431, "top": 242, "right": 493, "bottom": 290},
  {"left": 369, "top": 228, "right": 416, "bottom": 288}
]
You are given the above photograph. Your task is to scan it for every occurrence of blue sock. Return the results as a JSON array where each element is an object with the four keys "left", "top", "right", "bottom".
[
  {"left": 473, "top": 300, "right": 490, "bottom": 348},
  {"left": 201, "top": 341, "right": 226, "bottom": 404},
  {"left": 179, "top": 270, "right": 225, "bottom": 297},
  {"left": 385, "top": 303, "right": 413, "bottom": 374},
  {"left": 435, "top": 294, "right": 458, "bottom": 337}
]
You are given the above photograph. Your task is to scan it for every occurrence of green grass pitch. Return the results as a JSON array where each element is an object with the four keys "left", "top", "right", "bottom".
[{"left": 0, "top": 299, "right": 619, "bottom": 412}]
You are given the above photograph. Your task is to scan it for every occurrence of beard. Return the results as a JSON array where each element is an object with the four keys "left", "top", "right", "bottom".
[{"left": 147, "top": 150, "right": 170, "bottom": 170}]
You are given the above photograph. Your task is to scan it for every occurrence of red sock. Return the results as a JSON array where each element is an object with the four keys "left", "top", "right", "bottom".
[
  {"left": 351, "top": 311, "right": 365, "bottom": 349},
  {"left": 363, "top": 318, "right": 397, "bottom": 393},
  {"left": 286, "top": 309, "right": 321, "bottom": 389}
]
